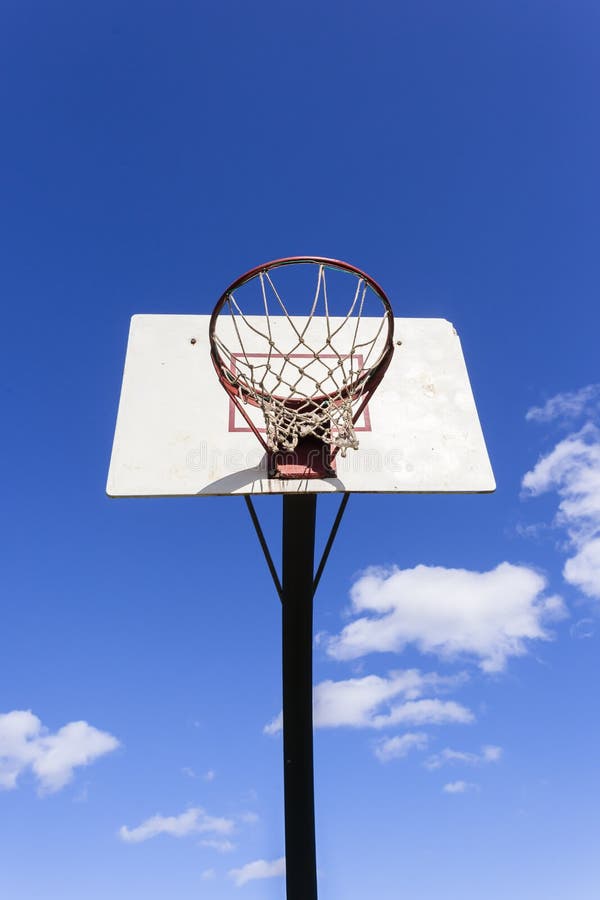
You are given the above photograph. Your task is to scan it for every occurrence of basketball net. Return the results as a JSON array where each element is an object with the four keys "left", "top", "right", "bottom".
[{"left": 210, "top": 258, "right": 393, "bottom": 476}]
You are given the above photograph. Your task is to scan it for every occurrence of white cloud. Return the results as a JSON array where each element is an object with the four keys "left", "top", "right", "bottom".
[
  {"left": 201, "top": 869, "right": 216, "bottom": 880},
  {"left": 119, "top": 808, "right": 235, "bottom": 843},
  {"left": 564, "top": 538, "right": 600, "bottom": 599},
  {"left": 483, "top": 745, "right": 502, "bottom": 761},
  {"left": 264, "top": 712, "right": 283, "bottom": 736},
  {"left": 0, "top": 710, "right": 119, "bottom": 794},
  {"left": 229, "top": 857, "right": 286, "bottom": 887},
  {"left": 443, "top": 780, "right": 478, "bottom": 794},
  {"left": 200, "top": 839, "right": 236, "bottom": 853},
  {"left": 181, "top": 765, "right": 215, "bottom": 781},
  {"left": 369, "top": 698, "right": 473, "bottom": 729},
  {"left": 522, "top": 425, "right": 600, "bottom": 509},
  {"left": 570, "top": 618, "right": 595, "bottom": 639},
  {"left": 238, "top": 811, "right": 259, "bottom": 824},
  {"left": 425, "top": 744, "right": 502, "bottom": 770},
  {"left": 374, "top": 732, "right": 429, "bottom": 763},
  {"left": 526, "top": 385, "right": 600, "bottom": 424},
  {"left": 523, "top": 423, "right": 600, "bottom": 600},
  {"left": 326, "top": 564, "right": 564, "bottom": 672},
  {"left": 264, "top": 670, "right": 473, "bottom": 734}
]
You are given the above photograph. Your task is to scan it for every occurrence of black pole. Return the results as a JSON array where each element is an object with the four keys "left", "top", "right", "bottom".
[{"left": 281, "top": 494, "right": 318, "bottom": 900}]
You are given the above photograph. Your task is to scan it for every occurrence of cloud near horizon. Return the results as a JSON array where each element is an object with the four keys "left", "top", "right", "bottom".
[
  {"left": 229, "top": 857, "right": 286, "bottom": 887},
  {"left": 443, "top": 780, "right": 478, "bottom": 794},
  {"left": 200, "top": 838, "right": 236, "bottom": 853},
  {"left": 525, "top": 385, "right": 600, "bottom": 425},
  {"left": 326, "top": 563, "right": 564, "bottom": 672},
  {"left": 523, "top": 420, "right": 600, "bottom": 601},
  {"left": 0, "top": 710, "right": 119, "bottom": 794},
  {"left": 374, "top": 732, "right": 429, "bottom": 763},
  {"left": 425, "top": 744, "right": 502, "bottom": 770},
  {"left": 119, "top": 807, "right": 235, "bottom": 843},
  {"left": 264, "top": 669, "right": 473, "bottom": 734}
]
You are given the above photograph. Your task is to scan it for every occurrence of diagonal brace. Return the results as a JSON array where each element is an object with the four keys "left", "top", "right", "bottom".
[
  {"left": 244, "top": 493, "right": 350, "bottom": 602},
  {"left": 312, "top": 493, "right": 350, "bottom": 595},
  {"left": 244, "top": 496, "right": 283, "bottom": 600}
]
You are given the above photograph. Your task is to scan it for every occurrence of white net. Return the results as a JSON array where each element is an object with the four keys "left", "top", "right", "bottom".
[
  {"left": 262, "top": 395, "right": 359, "bottom": 455},
  {"left": 212, "top": 262, "right": 391, "bottom": 456}
]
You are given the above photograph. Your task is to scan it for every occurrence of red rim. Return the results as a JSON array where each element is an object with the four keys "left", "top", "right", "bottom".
[{"left": 209, "top": 256, "right": 394, "bottom": 408}]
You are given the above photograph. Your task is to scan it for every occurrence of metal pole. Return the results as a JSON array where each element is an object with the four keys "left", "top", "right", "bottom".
[{"left": 281, "top": 494, "right": 318, "bottom": 900}]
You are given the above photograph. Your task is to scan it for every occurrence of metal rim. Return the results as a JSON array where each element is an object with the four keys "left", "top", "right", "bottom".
[{"left": 209, "top": 256, "right": 395, "bottom": 406}]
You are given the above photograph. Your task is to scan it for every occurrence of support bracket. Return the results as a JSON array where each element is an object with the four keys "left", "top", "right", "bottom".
[{"left": 244, "top": 494, "right": 350, "bottom": 600}]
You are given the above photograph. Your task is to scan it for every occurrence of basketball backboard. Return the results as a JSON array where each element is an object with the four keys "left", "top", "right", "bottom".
[{"left": 106, "top": 314, "right": 495, "bottom": 496}]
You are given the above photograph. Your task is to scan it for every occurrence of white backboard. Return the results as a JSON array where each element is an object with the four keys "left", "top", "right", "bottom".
[{"left": 106, "top": 315, "right": 495, "bottom": 496}]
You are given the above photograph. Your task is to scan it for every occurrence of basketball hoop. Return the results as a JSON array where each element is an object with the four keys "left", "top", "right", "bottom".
[
  {"left": 209, "top": 256, "right": 394, "bottom": 478},
  {"left": 108, "top": 255, "right": 495, "bottom": 900}
]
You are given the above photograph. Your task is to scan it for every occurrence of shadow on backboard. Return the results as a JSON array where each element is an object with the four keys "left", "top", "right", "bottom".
[{"left": 196, "top": 463, "right": 347, "bottom": 495}]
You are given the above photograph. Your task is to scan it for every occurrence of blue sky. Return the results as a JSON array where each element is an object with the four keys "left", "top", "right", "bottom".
[{"left": 1, "top": 2, "right": 599, "bottom": 898}]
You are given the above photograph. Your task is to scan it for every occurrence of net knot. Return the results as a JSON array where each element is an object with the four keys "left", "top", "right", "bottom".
[{"left": 261, "top": 395, "right": 359, "bottom": 457}]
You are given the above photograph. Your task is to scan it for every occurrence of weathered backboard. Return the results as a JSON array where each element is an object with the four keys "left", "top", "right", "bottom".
[{"left": 106, "top": 315, "right": 495, "bottom": 496}]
